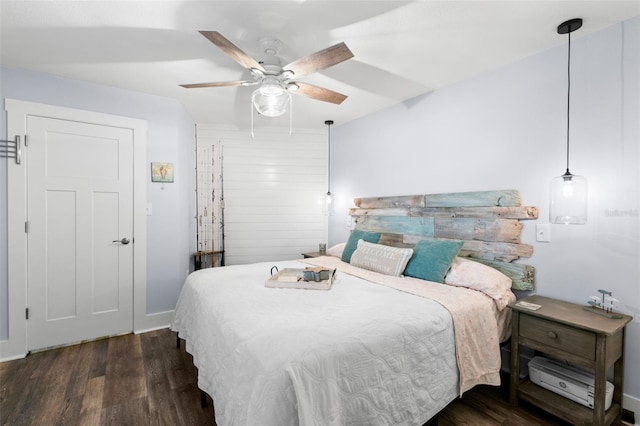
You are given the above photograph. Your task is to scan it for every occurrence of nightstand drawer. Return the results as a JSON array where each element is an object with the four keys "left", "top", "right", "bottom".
[{"left": 519, "top": 315, "right": 596, "bottom": 361}]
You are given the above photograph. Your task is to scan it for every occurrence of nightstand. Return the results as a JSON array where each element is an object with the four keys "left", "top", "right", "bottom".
[
  {"left": 509, "top": 295, "right": 632, "bottom": 426},
  {"left": 301, "top": 251, "right": 322, "bottom": 258}
]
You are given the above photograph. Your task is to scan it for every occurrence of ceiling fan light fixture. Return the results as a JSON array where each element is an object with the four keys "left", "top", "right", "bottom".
[
  {"left": 182, "top": 31, "right": 353, "bottom": 129},
  {"left": 252, "top": 83, "right": 290, "bottom": 117}
]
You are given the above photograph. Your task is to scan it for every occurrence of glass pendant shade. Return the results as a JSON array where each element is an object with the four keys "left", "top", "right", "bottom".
[
  {"left": 252, "top": 81, "right": 290, "bottom": 117},
  {"left": 550, "top": 171, "right": 587, "bottom": 224}
]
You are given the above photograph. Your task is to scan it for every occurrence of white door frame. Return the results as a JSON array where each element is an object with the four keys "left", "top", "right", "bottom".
[{"left": 1, "top": 99, "right": 148, "bottom": 360}]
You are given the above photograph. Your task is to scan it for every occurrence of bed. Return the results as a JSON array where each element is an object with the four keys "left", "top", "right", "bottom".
[{"left": 171, "top": 190, "right": 537, "bottom": 426}]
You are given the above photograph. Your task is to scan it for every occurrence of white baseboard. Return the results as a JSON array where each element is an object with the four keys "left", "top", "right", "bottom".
[
  {"left": 0, "top": 352, "right": 28, "bottom": 362},
  {"left": 624, "top": 393, "right": 639, "bottom": 425},
  {"left": 134, "top": 324, "right": 171, "bottom": 334},
  {"left": 134, "top": 309, "right": 174, "bottom": 334}
]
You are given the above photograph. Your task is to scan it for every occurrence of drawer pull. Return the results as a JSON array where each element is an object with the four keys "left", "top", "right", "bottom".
[{"left": 547, "top": 331, "right": 558, "bottom": 339}]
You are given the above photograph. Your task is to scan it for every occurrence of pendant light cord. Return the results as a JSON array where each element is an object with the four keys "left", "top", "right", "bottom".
[
  {"left": 565, "top": 29, "right": 572, "bottom": 174},
  {"left": 328, "top": 128, "right": 331, "bottom": 192}
]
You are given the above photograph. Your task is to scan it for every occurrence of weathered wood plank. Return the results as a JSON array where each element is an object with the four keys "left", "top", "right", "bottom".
[
  {"left": 434, "top": 217, "right": 522, "bottom": 243},
  {"left": 459, "top": 257, "right": 535, "bottom": 291},
  {"left": 377, "top": 233, "right": 531, "bottom": 261},
  {"left": 410, "top": 206, "right": 538, "bottom": 220},
  {"left": 425, "top": 190, "right": 521, "bottom": 207},
  {"left": 402, "top": 235, "right": 533, "bottom": 259},
  {"left": 354, "top": 190, "right": 522, "bottom": 209},
  {"left": 355, "top": 215, "right": 435, "bottom": 237},
  {"left": 457, "top": 250, "right": 519, "bottom": 263},
  {"left": 349, "top": 207, "right": 410, "bottom": 217},
  {"left": 354, "top": 195, "right": 425, "bottom": 209},
  {"left": 357, "top": 215, "right": 525, "bottom": 244},
  {"left": 461, "top": 240, "right": 533, "bottom": 259},
  {"left": 349, "top": 206, "right": 538, "bottom": 220},
  {"left": 378, "top": 232, "right": 412, "bottom": 247}
]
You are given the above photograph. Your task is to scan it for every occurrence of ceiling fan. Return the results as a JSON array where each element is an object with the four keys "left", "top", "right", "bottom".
[{"left": 180, "top": 31, "right": 354, "bottom": 118}]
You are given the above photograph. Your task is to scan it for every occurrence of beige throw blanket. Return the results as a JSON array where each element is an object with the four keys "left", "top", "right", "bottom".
[{"left": 302, "top": 256, "right": 502, "bottom": 394}]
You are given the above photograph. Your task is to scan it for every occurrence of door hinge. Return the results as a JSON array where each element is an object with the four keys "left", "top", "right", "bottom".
[
  {"left": 26, "top": 308, "right": 29, "bottom": 320},
  {"left": 25, "top": 221, "right": 29, "bottom": 233},
  {"left": 24, "top": 134, "right": 29, "bottom": 147}
]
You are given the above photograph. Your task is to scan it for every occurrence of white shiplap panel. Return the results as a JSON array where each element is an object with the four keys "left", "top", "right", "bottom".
[{"left": 196, "top": 124, "right": 329, "bottom": 265}]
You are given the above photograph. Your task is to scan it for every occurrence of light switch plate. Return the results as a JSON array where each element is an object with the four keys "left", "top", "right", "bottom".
[
  {"left": 146, "top": 203, "right": 153, "bottom": 216},
  {"left": 536, "top": 224, "right": 551, "bottom": 242}
]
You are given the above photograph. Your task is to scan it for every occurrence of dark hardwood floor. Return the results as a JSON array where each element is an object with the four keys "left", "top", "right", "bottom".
[{"left": 1, "top": 328, "right": 574, "bottom": 425}]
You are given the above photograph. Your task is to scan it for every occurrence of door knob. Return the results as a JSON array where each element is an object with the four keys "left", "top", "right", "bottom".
[{"left": 112, "top": 237, "right": 130, "bottom": 245}]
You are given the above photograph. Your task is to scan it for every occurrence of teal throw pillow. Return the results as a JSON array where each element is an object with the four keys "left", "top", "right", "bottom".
[
  {"left": 404, "top": 239, "right": 464, "bottom": 283},
  {"left": 341, "top": 229, "right": 381, "bottom": 263}
]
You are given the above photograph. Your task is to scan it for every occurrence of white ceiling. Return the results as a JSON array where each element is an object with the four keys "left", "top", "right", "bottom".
[{"left": 1, "top": 1, "right": 639, "bottom": 130}]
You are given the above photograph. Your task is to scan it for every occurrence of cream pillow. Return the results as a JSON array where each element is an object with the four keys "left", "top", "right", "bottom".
[
  {"left": 326, "top": 243, "right": 346, "bottom": 258},
  {"left": 444, "top": 257, "right": 513, "bottom": 310},
  {"left": 350, "top": 240, "right": 414, "bottom": 277}
]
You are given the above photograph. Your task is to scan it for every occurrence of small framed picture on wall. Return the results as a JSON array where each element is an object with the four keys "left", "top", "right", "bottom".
[{"left": 151, "top": 162, "right": 174, "bottom": 183}]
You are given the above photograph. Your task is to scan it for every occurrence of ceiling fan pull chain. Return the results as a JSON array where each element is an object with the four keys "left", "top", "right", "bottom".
[
  {"left": 289, "top": 97, "right": 293, "bottom": 136},
  {"left": 251, "top": 100, "right": 255, "bottom": 139}
]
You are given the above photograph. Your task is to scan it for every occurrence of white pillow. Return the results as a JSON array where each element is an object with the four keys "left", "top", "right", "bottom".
[
  {"left": 350, "top": 240, "right": 414, "bottom": 277},
  {"left": 444, "top": 257, "right": 513, "bottom": 310},
  {"left": 326, "top": 243, "right": 346, "bottom": 258}
]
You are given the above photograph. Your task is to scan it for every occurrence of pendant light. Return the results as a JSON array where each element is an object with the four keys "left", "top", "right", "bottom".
[
  {"left": 325, "top": 120, "right": 334, "bottom": 215},
  {"left": 550, "top": 18, "right": 588, "bottom": 224}
]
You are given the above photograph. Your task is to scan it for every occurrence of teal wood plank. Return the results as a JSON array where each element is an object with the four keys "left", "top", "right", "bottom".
[
  {"left": 425, "top": 190, "right": 521, "bottom": 207},
  {"left": 355, "top": 215, "right": 435, "bottom": 237}
]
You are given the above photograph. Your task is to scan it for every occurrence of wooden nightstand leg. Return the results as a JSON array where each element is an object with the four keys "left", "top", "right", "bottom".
[
  {"left": 594, "top": 334, "right": 607, "bottom": 425},
  {"left": 613, "top": 328, "right": 626, "bottom": 425},
  {"left": 509, "top": 312, "right": 520, "bottom": 406}
]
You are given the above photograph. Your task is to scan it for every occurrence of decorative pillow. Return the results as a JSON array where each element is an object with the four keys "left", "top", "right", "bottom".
[
  {"left": 445, "top": 257, "right": 513, "bottom": 310},
  {"left": 403, "top": 239, "right": 464, "bottom": 283},
  {"left": 350, "top": 240, "right": 414, "bottom": 277},
  {"left": 341, "top": 229, "right": 381, "bottom": 263},
  {"left": 326, "top": 243, "right": 346, "bottom": 258}
]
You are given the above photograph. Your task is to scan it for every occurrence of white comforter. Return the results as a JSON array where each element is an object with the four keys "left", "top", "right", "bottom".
[{"left": 171, "top": 260, "right": 461, "bottom": 426}]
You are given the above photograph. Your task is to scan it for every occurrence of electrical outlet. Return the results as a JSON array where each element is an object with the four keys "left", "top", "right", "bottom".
[{"left": 536, "top": 224, "right": 551, "bottom": 242}]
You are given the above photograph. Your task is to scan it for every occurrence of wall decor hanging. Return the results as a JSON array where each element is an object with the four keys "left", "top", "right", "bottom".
[{"left": 151, "top": 162, "right": 174, "bottom": 183}]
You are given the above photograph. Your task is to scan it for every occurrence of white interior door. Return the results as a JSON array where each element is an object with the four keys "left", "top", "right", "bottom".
[{"left": 26, "top": 116, "right": 134, "bottom": 350}]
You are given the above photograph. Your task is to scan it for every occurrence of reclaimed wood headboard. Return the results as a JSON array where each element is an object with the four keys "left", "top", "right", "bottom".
[{"left": 348, "top": 189, "right": 537, "bottom": 290}]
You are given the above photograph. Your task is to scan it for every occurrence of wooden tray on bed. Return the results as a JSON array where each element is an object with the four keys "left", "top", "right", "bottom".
[{"left": 266, "top": 267, "right": 336, "bottom": 290}]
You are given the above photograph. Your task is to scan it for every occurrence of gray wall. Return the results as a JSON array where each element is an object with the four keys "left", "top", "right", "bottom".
[
  {"left": 0, "top": 67, "right": 196, "bottom": 340},
  {"left": 329, "top": 18, "right": 640, "bottom": 400}
]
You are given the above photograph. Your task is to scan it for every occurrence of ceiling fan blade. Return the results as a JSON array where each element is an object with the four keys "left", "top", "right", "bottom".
[
  {"left": 180, "top": 80, "right": 254, "bottom": 89},
  {"left": 283, "top": 42, "right": 354, "bottom": 78},
  {"left": 292, "top": 82, "right": 348, "bottom": 105},
  {"left": 199, "top": 31, "right": 265, "bottom": 72}
]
